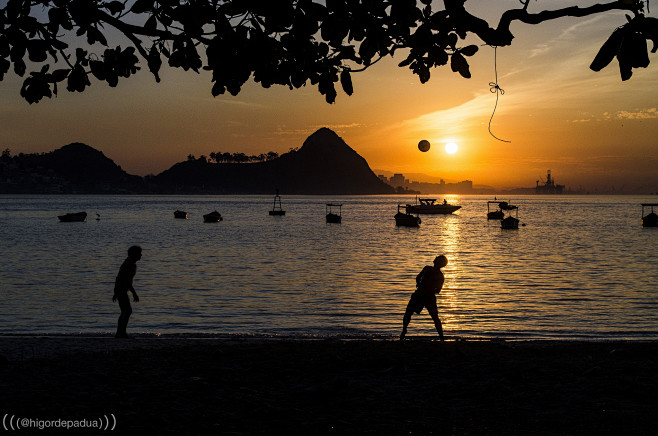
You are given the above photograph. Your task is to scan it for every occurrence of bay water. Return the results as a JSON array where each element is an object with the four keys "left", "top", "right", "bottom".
[{"left": 1, "top": 194, "right": 657, "bottom": 340}]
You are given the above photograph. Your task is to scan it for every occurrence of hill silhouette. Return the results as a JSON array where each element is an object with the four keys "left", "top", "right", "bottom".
[
  {"left": 1, "top": 129, "right": 394, "bottom": 194},
  {"left": 153, "top": 128, "right": 394, "bottom": 194},
  {"left": 0, "top": 142, "right": 145, "bottom": 193}
]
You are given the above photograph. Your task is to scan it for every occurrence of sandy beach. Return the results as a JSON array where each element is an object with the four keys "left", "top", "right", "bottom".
[{"left": 2, "top": 336, "right": 658, "bottom": 435}]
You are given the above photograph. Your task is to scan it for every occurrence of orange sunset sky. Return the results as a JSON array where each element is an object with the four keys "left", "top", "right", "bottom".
[{"left": 1, "top": 1, "right": 657, "bottom": 192}]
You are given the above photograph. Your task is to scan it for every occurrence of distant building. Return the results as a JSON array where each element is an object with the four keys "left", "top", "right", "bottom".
[
  {"left": 535, "top": 170, "right": 564, "bottom": 194},
  {"left": 389, "top": 173, "right": 409, "bottom": 188},
  {"left": 379, "top": 173, "right": 474, "bottom": 194}
]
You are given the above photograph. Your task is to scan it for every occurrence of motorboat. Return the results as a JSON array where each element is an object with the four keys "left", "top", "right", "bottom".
[
  {"left": 326, "top": 203, "right": 342, "bottom": 223},
  {"left": 203, "top": 210, "right": 223, "bottom": 223},
  {"left": 174, "top": 210, "right": 188, "bottom": 219},
  {"left": 406, "top": 197, "right": 461, "bottom": 214},
  {"left": 57, "top": 211, "right": 87, "bottom": 222},
  {"left": 395, "top": 204, "right": 421, "bottom": 227},
  {"left": 500, "top": 203, "right": 520, "bottom": 229},
  {"left": 269, "top": 190, "right": 285, "bottom": 216},
  {"left": 642, "top": 203, "right": 658, "bottom": 227},
  {"left": 487, "top": 200, "right": 506, "bottom": 220}
]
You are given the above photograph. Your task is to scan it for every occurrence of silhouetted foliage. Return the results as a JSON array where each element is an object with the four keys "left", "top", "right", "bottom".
[
  {"left": 1, "top": 1, "right": 656, "bottom": 104},
  {"left": 209, "top": 150, "right": 280, "bottom": 163}
]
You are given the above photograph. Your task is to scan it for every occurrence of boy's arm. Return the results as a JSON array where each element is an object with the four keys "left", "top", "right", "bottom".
[
  {"left": 416, "top": 266, "right": 429, "bottom": 288},
  {"left": 129, "top": 282, "right": 139, "bottom": 302},
  {"left": 129, "top": 264, "right": 139, "bottom": 301}
]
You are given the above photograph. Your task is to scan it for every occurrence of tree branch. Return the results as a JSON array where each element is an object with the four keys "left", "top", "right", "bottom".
[
  {"left": 445, "top": 1, "right": 641, "bottom": 47},
  {"left": 494, "top": 1, "right": 641, "bottom": 45}
]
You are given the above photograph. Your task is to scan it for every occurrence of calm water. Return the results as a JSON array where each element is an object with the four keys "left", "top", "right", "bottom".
[{"left": 1, "top": 194, "right": 657, "bottom": 340}]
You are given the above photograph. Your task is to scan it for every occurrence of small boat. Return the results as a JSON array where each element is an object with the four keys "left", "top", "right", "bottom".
[
  {"left": 500, "top": 203, "right": 520, "bottom": 229},
  {"left": 174, "top": 210, "right": 188, "bottom": 219},
  {"left": 326, "top": 203, "right": 342, "bottom": 223},
  {"left": 203, "top": 211, "right": 223, "bottom": 223},
  {"left": 395, "top": 204, "right": 421, "bottom": 227},
  {"left": 269, "top": 190, "right": 285, "bottom": 216},
  {"left": 57, "top": 211, "right": 87, "bottom": 222},
  {"left": 642, "top": 203, "right": 658, "bottom": 227},
  {"left": 406, "top": 197, "right": 461, "bottom": 214},
  {"left": 487, "top": 200, "right": 506, "bottom": 220}
]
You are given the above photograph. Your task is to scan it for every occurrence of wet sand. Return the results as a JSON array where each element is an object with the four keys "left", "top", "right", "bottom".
[{"left": 1, "top": 336, "right": 657, "bottom": 435}]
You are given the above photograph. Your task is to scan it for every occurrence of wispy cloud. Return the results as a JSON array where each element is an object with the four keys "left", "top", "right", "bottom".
[
  {"left": 571, "top": 108, "right": 658, "bottom": 122},
  {"left": 395, "top": 92, "right": 501, "bottom": 140},
  {"left": 529, "top": 16, "right": 606, "bottom": 58},
  {"left": 617, "top": 108, "right": 658, "bottom": 119},
  {"left": 274, "top": 123, "right": 364, "bottom": 136}
]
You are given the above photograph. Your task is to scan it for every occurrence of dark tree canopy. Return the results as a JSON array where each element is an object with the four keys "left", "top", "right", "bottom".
[{"left": 1, "top": 0, "right": 656, "bottom": 104}]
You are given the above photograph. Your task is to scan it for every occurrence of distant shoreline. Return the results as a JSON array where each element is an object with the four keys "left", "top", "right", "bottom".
[{"left": 2, "top": 192, "right": 657, "bottom": 196}]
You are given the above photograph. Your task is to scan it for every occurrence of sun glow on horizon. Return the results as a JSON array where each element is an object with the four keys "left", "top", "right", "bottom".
[{"left": 445, "top": 142, "right": 459, "bottom": 154}]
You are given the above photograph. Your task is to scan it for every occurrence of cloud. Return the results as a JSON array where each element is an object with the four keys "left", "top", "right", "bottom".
[
  {"left": 529, "top": 16, "right": 606, "bottom": 58},
  {"left": 572, "top": 108, "right": 658, "bottom": 122},
  {"left": 616, "top": 108, "right": 658, "bottom": 119},
  {"left": 274, "top": 123, "right": 364, "bottom": 136}
]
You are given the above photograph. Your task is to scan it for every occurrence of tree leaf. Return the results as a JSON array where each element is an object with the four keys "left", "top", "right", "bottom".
[
  {"left": 340, "top": 69, "right": 353, "bottom": 96},
  {"left": 27, "top": 39, "right": 48, "bottom": 62},
  {"left": 460, "top": 44, "right": 478, "bottom": 56},
  {"left": 131, "top": 0, "right": 153, "bottom": 14},
  {"left": 51, "top": 69, "right": 69, "bottom": 82},
  {"left": 451, "top": 52, "right": 471, "bottom": 78},
  {"left": 145, "top": 15, "right": 158, "bottom": 32},
  {"left": 590, "top": 27, "right": 623, "bottom": 72},
  {"left": 105, "top": 1, "right": 125, "bottom": 15}
]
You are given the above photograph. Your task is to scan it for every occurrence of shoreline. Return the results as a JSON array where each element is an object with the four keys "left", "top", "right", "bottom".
[
  {"left": 2, "top": 337, "right": 658, "bottom": 434},
  {"left": 3, "top": 333, "right": 658, "bottom": 360}
]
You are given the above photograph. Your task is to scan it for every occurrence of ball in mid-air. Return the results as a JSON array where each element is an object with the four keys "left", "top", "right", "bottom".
[{"left": 418, "top": 140, "right": 430, "bottom": 152}]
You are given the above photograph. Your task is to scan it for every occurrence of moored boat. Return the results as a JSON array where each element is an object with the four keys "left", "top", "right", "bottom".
[
  {"left": 500, "top": 203, "right": 520, "bottom": 229},
  {"left": 487, "top": 200, "right": 507, "bottom": 220},
  {"left": 395, "top": 204, "right": 421, "bottom": 227},
  {"left": 642, "top": 203, "right": 658, "bottom": 227},
  {"left": 174, "top": 210, "right": 188, "bottom": 219},
  {"left": 203, "top": 211, "right": 223, "bottom": 223},
  {"left": 57, "top": 211, "right": 87, "bottom": 222},
  {"left": 406, "top": 197, "right": 461, "bottom": 214},
  {"left": 326, "top": 203, "right": 342, "bottom": 223}
]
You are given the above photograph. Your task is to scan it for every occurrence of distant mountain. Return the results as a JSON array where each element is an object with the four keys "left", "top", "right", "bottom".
[
  {"left": 153, "top": 128, "right": 394, "bottom": 194},
  {"left": 0, "top": 142, "right": 145, "bottom": 194},
  {"left": 1, "top": 129, "right": 394, "bottom": 195}
]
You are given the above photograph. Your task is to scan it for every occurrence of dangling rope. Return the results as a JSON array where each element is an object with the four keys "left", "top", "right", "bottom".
[{"left": 488, "top": 46, "right": 511, "bottom": 143}]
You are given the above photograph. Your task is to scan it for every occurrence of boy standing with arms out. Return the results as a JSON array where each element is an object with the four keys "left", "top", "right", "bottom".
[{"left": 400, "top": 255, "right": 448, "bottom": 341}]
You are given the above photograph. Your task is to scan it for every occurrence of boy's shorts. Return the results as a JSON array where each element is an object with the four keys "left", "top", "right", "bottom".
[{"left": 406, "top": 291, "right": 438, "bottom": 315}]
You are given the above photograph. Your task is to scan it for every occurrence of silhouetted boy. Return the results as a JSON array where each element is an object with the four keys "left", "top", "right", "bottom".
[
  {"left": 400, "top": 255, "right": 447, "bottom": 341},
  {"left": 112, "top": 245, "right": 142, "bottom": 338}
]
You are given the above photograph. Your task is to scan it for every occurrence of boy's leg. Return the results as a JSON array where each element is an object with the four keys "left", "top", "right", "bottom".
[
  {"left": 116, "top": 296, "right": 132, "bottom": 338},
  {"left": 429, "top": 311, "right": 444, "bottom": 341},
  {"left": 400, "top": 307, "right": 413, "bottom": 340}
]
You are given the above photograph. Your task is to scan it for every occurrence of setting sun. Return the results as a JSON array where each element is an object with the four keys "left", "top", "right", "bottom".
[{"left": 445, "top": 142, "right": 459, "bottom": 154}]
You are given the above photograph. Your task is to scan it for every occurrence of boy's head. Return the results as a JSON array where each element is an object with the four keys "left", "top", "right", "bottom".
[
  {"left": 128, "top": 245, "right": 142, "bottom": 260},
  {"left": 434, "top": 255, "right": 448, "bottom": 268}
]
